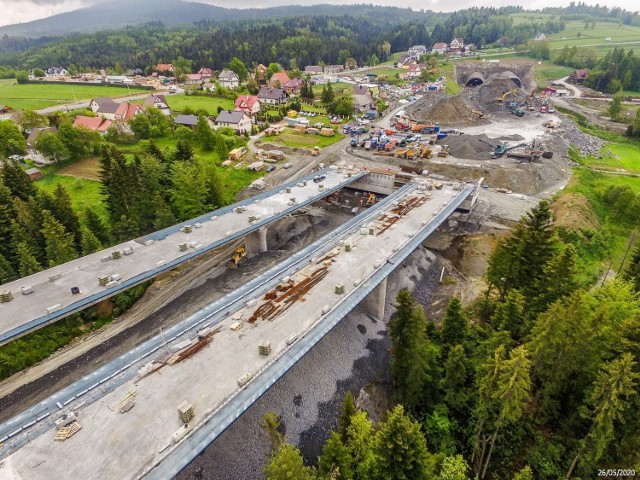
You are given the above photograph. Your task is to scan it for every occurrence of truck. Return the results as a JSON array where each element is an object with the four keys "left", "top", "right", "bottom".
[{"left": 384, "top": 139, "right": 397, "bottom": 151}]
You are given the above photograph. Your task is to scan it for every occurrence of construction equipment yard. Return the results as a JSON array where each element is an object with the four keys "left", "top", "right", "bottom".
[{"left": 0, "top": 60, "right": 602, "bottom": 480}]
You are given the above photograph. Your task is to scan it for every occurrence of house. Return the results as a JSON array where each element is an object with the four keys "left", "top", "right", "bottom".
[
  {"left": 0, "top": 105, "right": 12, "bottom": 114},
  {"left": 143, "top": 94, "right": 171, "bottom": 115},
  {"left": 396, "top": 55, "right": 409, "bottom": 69},
  {"left": 354, "top": 94, "right": 375, "bottom": 112},
  {"left": 73, "top": 115, "right": 112, "bottom": 134},
  {"left": 449, "top": 38, "right": 464, "bottom": 52},
  {"left": 258, "top": 87, "right": 288, "bottom": 105},
  {"left": 282, "top": 77, "right": 306, "bottom": 95},
  {"left": 569, "top": 69, "right": 588, "bottom": 83},
  {"left": 123, "top": 104, "right": 143, "bottom": 122},
  {"left": 324, "top": 65, "right": 344, "bottom": 74},
  {"left": 198, "top": 67, "right": 213, "bottom": 79},
  {"left": 234, "top": 95, "right": 261, "bottom": 116},
  {"left": 354, "top": 85, "right": 371, "bottom": 96},
  {"left": 431, "top": 43, "right": 448, "bottom": 55},
  {"left": 534, "top": 33, "right": 547, "bottom": 41},
  {"left": 218, "top": 69, "right": 239, "bottom": 90},
  {"left": 269, "top": 71, "right": 290, "bottom": 88},
  {"left": 26, "top": 127, "right": 57, "bottom": 150},
  {"left": 89, "top": 97, "right": 116, "bottom": 114},
  {"left": 174, "top": 114, "right": 199, "bottom": 128},
  {"left": 202, "top": 82, "right": 216, "bottom": 93},
  {"left": 156, "top": 63, "right": 174, "bottom": 73},
  {"left": 126, "top": 68, "right": 145, "bottom": 76},
  {"left": 305, "top": 66, "right": 323, "bottom": 74},
  {"left": 408, "top": 45, "right": 427, "bottom": 58},
  {"left": 183, "top": 73, "right": 202, "bottom": 85},
  {"left": 25, "top": 168, "right": 43, "bottom": 181},
  {"left": 45, "top": 67, "right": 68, "bottom": 77},
  {"left": 215, "top": 110, "right": 252, "bottom": 134},
  {"left": 406, "top": 64, "right": 422, "bottom": 79}
]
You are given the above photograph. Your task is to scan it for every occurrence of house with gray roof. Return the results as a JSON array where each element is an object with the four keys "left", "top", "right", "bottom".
[
  {"left": 215, "top": 110, "right": 252, "bottom": 134},
  {"left": 257, "top": 87, "right": 288, "bottom": 105}
]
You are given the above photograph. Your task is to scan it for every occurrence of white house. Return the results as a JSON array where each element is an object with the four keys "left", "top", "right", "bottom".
[
  {"left": 143, "top": 94, "right": 171, "bottom": 116},
  {"left": 431, "top": 43, "right": 448, "bottom": 55},
  {"left": 450, "top": 38, "right": 464, "bottom": 52},
  {"left": 216, "top": 110, "right": 252, "bottom": 134},
  {"left": 218, "top": 70, "right": 239, "bottom": 90},
  {"left": 534, "top": 33, "right": 547, "bottom": 41},
  {"left": 408, "top": 45, "right": 427, "bottom": 58},
  {"left": 257, "top": 87, "right": 288, "bottom": 105}
]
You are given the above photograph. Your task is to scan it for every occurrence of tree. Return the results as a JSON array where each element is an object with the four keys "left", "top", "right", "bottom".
[
  {"left": 171, "top": 158, "right": 212, "bottom": 219},
  {"left": 196, "top": 115, "right": 215, "bottom": 151},
  {"left": 33, "top": 68, "right": 45, "bottom": 78},
  {"left": 390, "top": 289, "right": 441, "bottom": 412},
  {"left": 566, "top": 353, "right": 639, "bottom": 477},
  {"left": 337, "top": 391, "right": 357, "bottom": 442},
  {"left": 83, "top": 207, "right": 110, "bottom": 245},
  {"left": 266, "top": 62, "right": 282, "bottom": 81},
  {"left": 41, "top": 210, "right": 77, "bottom": 267},
  {"left": 173, "top": 140, "right": 194, "bottom": 162},
  {"left": 264, "top": 443, "right": 317, "bottom": 480},
  {"left": 15, "top": 242, "right": 42, "bottom": 277},
  {"left": 228, "top": 57, "right": 248, "bottom": 82},
  {"left": 345, "top": 411, "right": 375, "bottom": 479},
  {"left": 15, "top": 71, "right": 28, "bottom": 84},
  {"left": 441, "top": 344, "right": 470, "bottom": 413},
  {"left": 319, "top": 432, "right": 353, "bottom": 480},
  {"left": 608, "top": 91, "right": 624, "bottom": 121},
  {"left": 47, "top": 184, "right": 82, "bottom": 249},
  {"left": 151, "top": 192, "right": 177, "bottom": 230},
  {"left": 372, "top": 405, "right": 434, "bottom": 480},
  {"left": 624, "top": 244, "right": 640, "bottom": 292},
  {"left": 512, "top": 466, "right": 533, "bottom": 480},
  {"left": 130, "top": 113, "right": 151, "bottom": 139},
  {"left": 260, "top": 411, "right": 284, "bottom": 452},
  {"left": 329, "top": 96, "right": 354, "bottom": 117},
  {"left": 321, "top": 82, "right": 335, "bottom": 104},
  {"left": 0, "top": 121, "right": 27, "bottom": 157},
  {"left": 1, "top": 159, "right": 36, "bottom": 201},
  {"left": 81, "top": 228, "right": 102, "bottom": 255},
  {"left": 338, "top": 49, "right": 351, "bottom": 65},
  {"left": 13, "top": 109, "right": 48, "bottom": 133},
  {"left": 35, "top": 131, "right": 69, "bottom": 163},
  {"left": 0, "top": 253, "right": 16, "bottom": 285},
  {"left": 439, "top": 455, "right": 470, "bottom": 480},
  {"left": 440, "top": 297, "right": 467, "bottom": 352}
]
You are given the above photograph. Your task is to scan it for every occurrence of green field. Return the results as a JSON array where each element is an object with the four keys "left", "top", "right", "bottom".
[
  {"left": 510, "top": 12, "right": 555, "bottom": 26},
  {"left": 165, "top": 94, "right": 234, "bottom": 115},
  {"left": 545, "top": 20, "right": 640, "bottom": 50},
  {"left": 36, "top": 172, "right": 106, "bottom": 216},
  {"left": 533, "top": 62, "right": 574, "bottom": 83},
  {"left": 0, "top": 80, "right": 149, "bottom": 110}
]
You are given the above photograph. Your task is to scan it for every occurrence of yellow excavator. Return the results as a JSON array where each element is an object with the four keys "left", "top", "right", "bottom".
[
  {"left": 496, "top": 89, "right": 517, "bottom": 103},
  {"left": 366, "top": 193, "right": 378, "bottom": 206},
  {"left": 229, "top": 245, "right": 247, "bottom": 268}
]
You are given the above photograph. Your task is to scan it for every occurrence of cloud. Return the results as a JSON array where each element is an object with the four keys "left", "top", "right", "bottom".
[{"left": 0, "top": 0, "right": 93, "bottom": 26}]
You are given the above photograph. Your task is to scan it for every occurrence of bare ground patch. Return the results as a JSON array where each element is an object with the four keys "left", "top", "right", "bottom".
[
  {"left": 552, "top": 192, "right": 599, "bottom": 231},
  {"left": 58, "top": 157, "right": 101, "bottom": 180}
]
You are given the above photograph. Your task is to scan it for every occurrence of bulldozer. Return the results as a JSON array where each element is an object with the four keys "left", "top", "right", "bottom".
[
  {"left": 437, "top": 145, "right": 449, "bottom": 158},
  {"left": 229, "top": 245, "right": 247, "bottom": 268}
]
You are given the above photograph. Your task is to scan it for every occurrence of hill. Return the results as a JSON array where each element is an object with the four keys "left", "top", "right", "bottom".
[{"left": 0, "top": 0, "right": 425, "bottom": 38}]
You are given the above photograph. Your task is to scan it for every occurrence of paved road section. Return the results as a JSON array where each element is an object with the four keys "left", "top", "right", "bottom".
[
  {"left": 0, "top": 166, "right": 365, "bottom": 346},
  {"left": 0, "top": 180, "right": 472, "bottom": 480}
]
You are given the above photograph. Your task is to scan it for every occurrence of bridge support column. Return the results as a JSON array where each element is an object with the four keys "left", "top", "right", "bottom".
[
  {"left": 245, "top": 226, "right": 268, "bottom": 257},
  {"left": 362, "top": 278, "right": 387, "bottom": 321}
]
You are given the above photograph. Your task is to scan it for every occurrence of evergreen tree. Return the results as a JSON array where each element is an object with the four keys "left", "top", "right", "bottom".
[
  {"left": 566, "top": 353, "right": 639, "bottom": 477},
  {"left": 99, "top": 145, "right": 141, "bottom": 226},
  {"left": 319, "top": 432, "right": 353, "bottom": 480},
  {"left": 81, "top": 228, "right": 103, "bottom": 255},
  {"left": 372, "top": 405, "right": 434, "bottom": 480},
  {"left": 152, "top": 192, "right": 177, "bottom": 230},
  {"left": 389, "top": 289, "right": 441, "bottom": 412},
  {"left": 0, "top": 159, "right": 36, "bottom": 201},
  {"left": 321, "top": 82, "right": 335, "bottom": 104},
  {"left": 15, "top": 242, "right": 42, "bottom": 277},
  {"left": 490, "top": 290, "right": 525, "bottom": 340},
  {"left": 531, "top": 243, "right": 579, "bottom": 316},
  {"left": 337, "top": 391, "right": 357, "bottom": 442},
  {"left": 171, "top": 158, "right": 212, "bottom": 219},
  {"left": 10, "top": 220, "right": 42, "bottom": 267},
  {"left": 174, "top": 140, "right": 195, "bottom": 162},
  {"left": 440, "top": 296, "right": 467, "bottom": 353},
  {"left": 441, "top": 344, "right": 470, "bottom": 414},
  {"left": 146, "top": 140, "right": 167, "bottom": 163},
  {"left": 111, "top": 214, "right": 139, "bottom": 242},
  {"left": 0, "top": 184, "right": 17, "bottom": 260},
  {"left": 41, "top": 210, "right": 77, "bottom": 267},
  {"left": 49, "top": 184, "right": 82, "bottom": 249},
  {"left": 608, "top": 91, "right": 624, "bottom": 120},
  {"left": 439, "top": 455, "right": 470, "bottom": 480},
  {"left": 83, "top": 207, "right": 110, "bottom": 246},
  {"left": 623, "top": 244, "right": 640, "bottom": 293},
  {"left": 0, "top": 253, "right": 16, "bottom": 284},
  {"left": 512, "top": 466, "right": 533, "bottom": 480},
  {"left": 196, "top": 115, "right": 215, "bottom": 151},
  {"left": 264, "top": 443, "right": 317, "bottom": 480},
  {"left": 345, "top": 411, "right": 375, "bottom": 480},
  {"left": 260, "top": 412, "right": 284, "bottom": 452}
]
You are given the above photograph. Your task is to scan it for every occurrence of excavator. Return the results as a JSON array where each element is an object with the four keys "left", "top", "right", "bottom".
[
  {"left": 478, "top": 138, "right": 526, "bottom": 159},
  {"left": 365, "top": 193, "right": 378, "bottom": 206},
  {"left": 229, "top": 245, "right": 247, "bottom": 268},
  {"left": 496, "top": 89, "right": 517, "bottom": 103}
]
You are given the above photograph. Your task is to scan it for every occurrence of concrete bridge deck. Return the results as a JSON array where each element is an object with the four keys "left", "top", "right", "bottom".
[
  {"left": 0, "top": 180, "right": 473, "bottom": 480},
  {"left": 0, "top": 166, "right": 366, "bottom": 346}
]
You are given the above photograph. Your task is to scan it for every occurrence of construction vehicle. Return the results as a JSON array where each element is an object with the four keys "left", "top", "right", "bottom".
[
  {"left": 311, "top": 146, "right": 321, "bottom": 156},
  {"left": 434, "top": 181, "right": 443, "bottom": 189},
  {"left": 384, "top": 139, "right": 397, "bottom": 151},
  {"left": 496, "top": 89, "right": 517, "bottom": 102},
  {"left": 365, "top": 193, "right": 378, "bottom": 206},
  {"left": 419, "top": 146, "right": 432, "bottom": 158},
  {"left": 395, "top": 147, "right": 409, "bottom": 158},
  {"left": 405, "top": 148, "right": 419, "bottom": 159},
  {"left": 509, "top": 105, "right": 526, "bottom": 117},
  {"left": 437, "top": 145, "right": 449, "bottom": 158},
  {"left": 229, "top": 245, "right": 247, "bottom": 268},
  {"left": 471, "top": 109, "right": 486, "bottom": 118},
  {"left": 543, "top": 119, "right": 558, "bottom": 129}
]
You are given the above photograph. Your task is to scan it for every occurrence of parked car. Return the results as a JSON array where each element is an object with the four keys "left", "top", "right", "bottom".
[
  {"left": 313, "top": 175, "right": 326, "bottom": 183},
  {"left": 283, "top": 163, "right": 293, "bottom": 169},
  {"left": 267, "top": 165, "right": 276, "bottom": 172}
]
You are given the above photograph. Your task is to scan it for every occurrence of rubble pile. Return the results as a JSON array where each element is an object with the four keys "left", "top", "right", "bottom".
[
  {"left": 445, "top": 134, "right": 499, "bottom": 160},
  {"left": 405, "top": 92, "right": 483, "bottom": 126},
  {"left": 555, "top": 117, "right": 605, "bottom": 156}
]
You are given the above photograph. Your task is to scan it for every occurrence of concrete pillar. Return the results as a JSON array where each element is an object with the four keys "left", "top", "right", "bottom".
[
  {"left": 362, "top": 277, "right": 387, "bottom": 321},
  {"left": 245, "top": 226, "right": 268, "bottom": 257}
]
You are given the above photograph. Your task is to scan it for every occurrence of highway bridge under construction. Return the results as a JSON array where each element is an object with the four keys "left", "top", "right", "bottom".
[{"left": 0, "top": 173, "right": 474, "bottom": 480}]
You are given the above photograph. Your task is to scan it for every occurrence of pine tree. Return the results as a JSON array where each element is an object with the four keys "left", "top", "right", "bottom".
[
  {"left": 11, "top": 220, "right": 42, "bottom": 267},
  {"left": 490, "top": 290, "right": 525, "bottom": 340},
  {"left": 152, "top": 192, "right": 177, "bottom": 230},
  {"left": 531, "top": 243, "right": 579, "bottom": 316},
  {"left": 260, "top": 411, "right": 284, "bottom": 452},
  {"left": 84, "top": 207, "right": 110, "bottom": 246},
  {"left": 111, "top": 214, "right": 139, "bottom": 242},
  {"left": 566, "top": 353, "right": 639, "bottom": 477},
  {"left": 372, "top": 405, "right": 434, "bottom": 480},
  {"left": 196, "top": 115, "right": 215, "bottom": 151},
  {"left": 49, "top": 184, "right": 82, "bottom": 249},
  {"left": 264, "top": 443, "right": 317, "bottom": 480},
  {"left": 0, "top": 159, "right": 36, "bottom": 201},
  {"left": 440, "top": 296, "right": 467, "bottom": 353},
  {"left": 146, "top": 140, "right": 167, "bottom": 163},
  {"left": 81, "top": 228, "right": 103, "bottom": 255},
  {"left": 318, "top": 432, "right": 353, "bottom": 480},
  {"left": 345, "top": 411, "right": 375, "bottom": 480},
  {"left": 0, "top": 184, "right": 16, "bottom": 260},
  {"left": 439, "top": 455, "right": 470, "bottom": 480},
  {"left": 441, "top": 344, "right": 470, "bottom": 414},
  {"left": 512, "top": 466, "right": 533, "bottom": 480},
  {"left": 16, "top": 242, "right": 42, "bottom": 277},
  {"left": 41, "top": 210, "right": 77, "bottom": 267},
  {"left": 623, "top": 244, "right": 640, "bottom": 293},
  {"left": 337, "top": 391, "right": 357, "bottom": 442},
  {"left": 0, "top": 253, "right": 16, "bottom": 284},
  {"left": 174, "top": 140, "right": 194, "bottom": 162},
  {"left": 389, "top": 289, "right": 441, "bottom": 412}
]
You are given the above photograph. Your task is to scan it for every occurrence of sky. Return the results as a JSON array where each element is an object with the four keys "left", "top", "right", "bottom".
[{"left": 1, "top": 0, "right": 639, "bottom": 28}]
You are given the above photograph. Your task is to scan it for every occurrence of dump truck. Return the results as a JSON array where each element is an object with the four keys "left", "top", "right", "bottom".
[
  {"left": 395, "top": 147, "right": 409, "bottom": 158},
  {"left": 384, "top": 139, "right": 397, "bottom": 151},
  {"left": 405, "top": 148, "right": 419, "bottom": 159},
  {"left": 229, "top": 245, "right": 247, "bottom": 268},
  {"left": 420, "top": 146, "right": 432, "bottom": 158}
]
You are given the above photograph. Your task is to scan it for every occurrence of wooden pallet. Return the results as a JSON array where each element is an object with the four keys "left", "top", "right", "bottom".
[{"left": 55, "top": 421, "right": 82, "bottom": 441}]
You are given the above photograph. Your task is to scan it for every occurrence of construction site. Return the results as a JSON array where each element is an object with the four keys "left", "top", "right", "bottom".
[{"left": 0, "top": 61, "right": 599, "bottom": 480}]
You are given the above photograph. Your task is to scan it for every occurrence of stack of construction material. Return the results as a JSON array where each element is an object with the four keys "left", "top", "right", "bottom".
[
  {"left": 259, "top": 340, "right": 272, "bottom": 356},
  {"left": 178, "top": 401, "right": 195, "bottom": 424}
]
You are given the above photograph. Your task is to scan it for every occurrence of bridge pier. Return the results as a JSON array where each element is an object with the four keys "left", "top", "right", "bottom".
[
  {"left": 245, "top": 226, "right": 268, "bottom": 257},
  {"left": 362, "top": 277, "right": 387, "bottom": 321}
]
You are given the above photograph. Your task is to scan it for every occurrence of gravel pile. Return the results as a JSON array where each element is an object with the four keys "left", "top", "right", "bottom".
[
  {"left": 177, "top": 248, "right": 440, "bottom": 480},
  {"left": 445, "top": 134, "right": 505, "bottom": 160},
  {"left": 555, "top": 117, "right": 605, "bottom": 156}
]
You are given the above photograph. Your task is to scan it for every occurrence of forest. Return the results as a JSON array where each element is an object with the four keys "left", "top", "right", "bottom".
[{"left": 259, "top": 201, "right": 640, "bottom": 480}]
